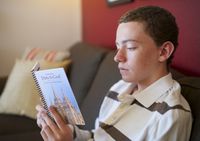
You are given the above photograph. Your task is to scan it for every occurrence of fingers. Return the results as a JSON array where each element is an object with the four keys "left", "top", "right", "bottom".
[
  {"left": 49, "top": 106, "right": 67, "bottom": 129},
  {"left": 40, "top": 111, "right": 60, "bottom": 139},
  {"left": 40, "top": 116, "right": 54, "bottom": 141},
  {"left": 36, "top": 117, "right": 42, "bottom": 128},
  {"left": 36, "top": 105, "right": 74, "bottom": 141},
  {"left": 43, "top": 112, "right": 59, "bottom": 131},
  {"left": 36, "top": 105, "right": 46, "bottom": 113},
  {"left": 36, "top": 105, "right": 46, "bottom": 128},
  {"left": 36, "top": 104, "right": 66, "bottom": 129},
  {"left": 36, "top": 104, "right": 42, "bottom": 111},
  {"left": 36, "top": 104, "right": 59, "bottom": 139},
  {"left": 40, "top": 119, "right": 48, "bottom": 141},
  {"left": 40, "top": 131, "right": 48, "bottom": 141}
]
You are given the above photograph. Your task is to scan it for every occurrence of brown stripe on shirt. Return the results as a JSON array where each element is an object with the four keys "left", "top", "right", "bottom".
[
  {"left": 99, "top": 122, "right": 131, "bottom": 141},
  {"left": 132, "top": 100, "right": 190, "bottom": 114},
  {"left": 106, "top": 91, "right": 119, "bottom": 101}
]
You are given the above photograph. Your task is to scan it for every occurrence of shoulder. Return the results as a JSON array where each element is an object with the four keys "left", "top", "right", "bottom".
[
  {"left": 163, "top": 80, "right": 191, "bottom": 112},
  {"left": 156, "top": 80, "right": 192, "bottom": 123}
]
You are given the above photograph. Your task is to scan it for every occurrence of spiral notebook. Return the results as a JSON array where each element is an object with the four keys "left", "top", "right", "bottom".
[{"left": 31, "top": 62, "right": 85, "bottom": 125}]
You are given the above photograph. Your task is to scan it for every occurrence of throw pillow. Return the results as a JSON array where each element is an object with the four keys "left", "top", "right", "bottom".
[
  {"left": 21, "top": 47, "right": 70, "bottom": 62},
  {"left": 0, "top": 59, "right": 71, "bottom": 119}
]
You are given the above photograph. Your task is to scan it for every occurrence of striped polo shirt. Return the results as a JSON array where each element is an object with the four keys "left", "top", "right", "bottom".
[{"left": 74, "top": 73, "right": 192, "bottom": 141}]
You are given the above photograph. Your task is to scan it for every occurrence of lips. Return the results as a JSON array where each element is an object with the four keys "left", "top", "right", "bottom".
[
  {"left": 118, "top": 64, "right": 128, "bottom": 70},
  {"left": 119, "top": 67, "right": 127, "bottom": 70},
  {"left": 118, "top": 67, "right": 129, "bottom": 74}
]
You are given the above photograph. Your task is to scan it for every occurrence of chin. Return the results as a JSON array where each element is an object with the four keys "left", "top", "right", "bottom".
[
  {"left": 121, "top": 75, "right": 138, "bottom": 83},
  {"left": 121, "top": 76, "right": 133, "bottom": 83}
]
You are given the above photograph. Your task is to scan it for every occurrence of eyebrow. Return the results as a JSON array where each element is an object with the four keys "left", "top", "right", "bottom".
[{"left": 115, "top": 39, "right": 139, "bottom": 46}]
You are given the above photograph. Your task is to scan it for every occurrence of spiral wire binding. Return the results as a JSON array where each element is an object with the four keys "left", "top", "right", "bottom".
[{"left": 31, "top": 69, "right": 55, "bottom": 122}]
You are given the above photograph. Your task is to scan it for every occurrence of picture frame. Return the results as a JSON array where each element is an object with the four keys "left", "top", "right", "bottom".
[{"left": 107, "top": 0, "right": 133, "bottom": 7}]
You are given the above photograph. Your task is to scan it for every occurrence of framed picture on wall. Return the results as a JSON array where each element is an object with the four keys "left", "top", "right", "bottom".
[{"left": 107, "top": 0, "right": 133, "bottom": 7}]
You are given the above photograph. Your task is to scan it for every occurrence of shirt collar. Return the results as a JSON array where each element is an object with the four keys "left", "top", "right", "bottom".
[
  {"left": 134, "top": 73, "right": 174, "bottom": 108},
  {"left": 117, "top": 82, "right": 135, "bottom": 104}
]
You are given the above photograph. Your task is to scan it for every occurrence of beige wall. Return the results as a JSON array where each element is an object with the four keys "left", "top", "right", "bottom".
[{"left": 0, "top": 0, "right": 82, "bottom": 76}]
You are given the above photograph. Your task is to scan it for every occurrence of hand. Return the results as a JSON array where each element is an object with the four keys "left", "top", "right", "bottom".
[
  {"left": 36, "top": 105, "right": 47, "bottom": 128},
  {"left": 36, "top": 105, "right": 73, "bottom": 141}
]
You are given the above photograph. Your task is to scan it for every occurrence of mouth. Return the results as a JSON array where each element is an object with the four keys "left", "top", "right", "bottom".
[
  {"left": 118, "top": 67, "right": 129, "bottom": 73},
  {"left": 118, "top": 66, "right": 128, "bottom": 70}
]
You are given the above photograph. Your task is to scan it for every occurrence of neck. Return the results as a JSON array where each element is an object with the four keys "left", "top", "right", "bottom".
[{"left": 136, "top": 69, "right": 169, "bottom": 92}]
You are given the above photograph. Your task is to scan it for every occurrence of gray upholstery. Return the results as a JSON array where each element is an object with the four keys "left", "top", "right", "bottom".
[
  {"left": 68, "top": 42, "right": 108, "bottom": 105},
  {"left": 0, "top": 114, "right": 39, "bottom": 135},
  {"left": 80, "top": 51, "right": 121, "bottom": 130},
  {"left": 178, "top": 77, "right": 200, "bottom": 141},
  {"left": 0, "top": 131, "right": 42, "bottom": 141}
]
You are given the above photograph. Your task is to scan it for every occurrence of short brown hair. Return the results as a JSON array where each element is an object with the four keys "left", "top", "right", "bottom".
[{"left": 119, "top": 6, "right": 179, "bottom": 65}]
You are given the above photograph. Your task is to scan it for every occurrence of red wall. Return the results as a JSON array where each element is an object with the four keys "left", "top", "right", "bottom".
[{"left": 82, "top": 0, "right": 200, "bottom": 76}]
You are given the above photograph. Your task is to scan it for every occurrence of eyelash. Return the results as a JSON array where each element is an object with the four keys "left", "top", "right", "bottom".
[{"left": 127, "top": 47, "right": 137, "bottom": 50}]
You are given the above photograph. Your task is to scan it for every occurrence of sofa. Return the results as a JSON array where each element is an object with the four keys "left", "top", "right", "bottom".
[{"left": 0, "top": 42, "right": 199, "bottom": 141}]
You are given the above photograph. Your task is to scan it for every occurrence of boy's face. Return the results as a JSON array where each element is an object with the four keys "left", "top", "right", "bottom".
[{"left": 114, "top": 21, "right": 164, "bottom": 85}]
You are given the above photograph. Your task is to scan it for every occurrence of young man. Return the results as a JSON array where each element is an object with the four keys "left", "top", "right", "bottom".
[{"left": 36, "top": 6, "right": 192, "bottom": 141}]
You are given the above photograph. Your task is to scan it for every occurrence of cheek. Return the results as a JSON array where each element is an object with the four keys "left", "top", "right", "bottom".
[
  {"left": 127, "top": 53, "right": 155, "bottom": 72},
  {"left": 127, "top": 57, "right": 144, "bottom": 74}
]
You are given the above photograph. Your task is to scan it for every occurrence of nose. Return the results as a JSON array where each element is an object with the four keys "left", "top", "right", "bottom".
[{"left": 114, "top": 48, "right": 126, "bottom": 63}]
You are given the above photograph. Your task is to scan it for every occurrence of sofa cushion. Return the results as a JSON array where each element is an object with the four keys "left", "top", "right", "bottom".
[
  {"left": 80, "top": 51, "right": 121, "bottom": 130},
  {"left": 170, "top": 67, "right": 185, "bottom": 80},
  {"left": 68, "top": 42, "right": 108, "bottom": 105},
  {"left": 0, "top": 59, "right": 71, "bottom": 119},
  {"left": 0, "top": 130, "right": 42, "bottom": 141},
  {"left": 21, "top": 47, "right": 70, "bottom": 62},
  {"left": 178, "top": 77, "right": 200, "bottom": 141},
  {"left": 0, "top": 114, "right": 39, "bottom": 135}
]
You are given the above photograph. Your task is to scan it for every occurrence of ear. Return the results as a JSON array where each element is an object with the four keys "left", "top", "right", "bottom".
[{"left": 158, "top": 41, "right": 174, "bottom": 62}]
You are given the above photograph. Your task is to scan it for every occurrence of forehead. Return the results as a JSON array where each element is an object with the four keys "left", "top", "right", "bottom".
[{"left": 116, "top": 22, "right": 147, "bottom": 43}]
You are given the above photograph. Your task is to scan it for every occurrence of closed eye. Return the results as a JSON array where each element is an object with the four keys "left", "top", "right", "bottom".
[{"left": 127, "top": 47, "right": 137, "bottom": 50}]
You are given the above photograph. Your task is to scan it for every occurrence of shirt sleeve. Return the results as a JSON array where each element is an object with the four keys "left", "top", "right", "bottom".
[{"left": 72, "top": 125, "right": 93, "bottom": 141}]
